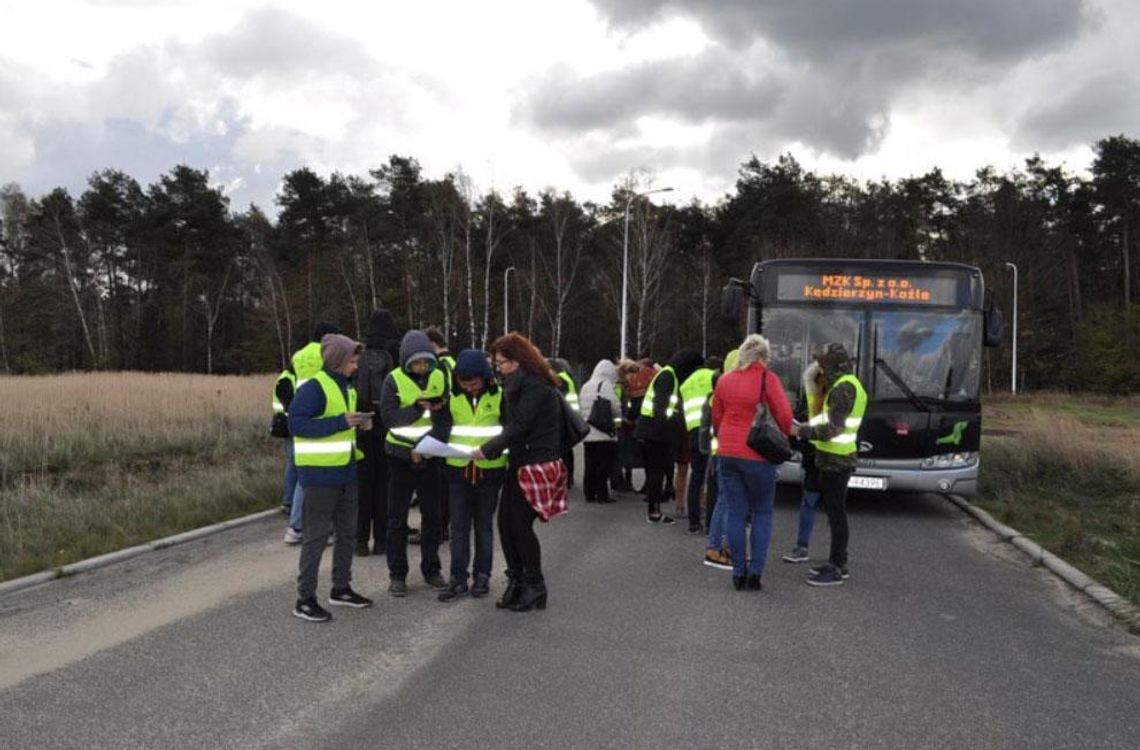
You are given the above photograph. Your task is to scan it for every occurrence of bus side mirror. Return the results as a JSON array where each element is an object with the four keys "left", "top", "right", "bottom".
[
  {"left": 721, "top": 280, "right": 745, "bottom": 324},
  {"left": 983, "top": 290, "right": 1003, "bottom": 347}
]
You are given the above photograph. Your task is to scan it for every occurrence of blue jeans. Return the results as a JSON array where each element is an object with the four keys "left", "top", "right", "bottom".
[
  {"left": 705, "top": 458, "right": 726, "bottom": 551},
  {"left": 796, "top": 490, "right": 821, "bottom": 547},
  {"left": 282, "top": 440, "right": 298, "bottom": 509},
  {"left": 448, "top": 470, "right": 502, "bottom": 581},
  {"left": 719, "top": 456, "right": 778, "bottom": 576}
]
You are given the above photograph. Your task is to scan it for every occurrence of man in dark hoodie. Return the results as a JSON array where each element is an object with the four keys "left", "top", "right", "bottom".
[
  {"left": 380, "top": 330, "right": 449, "bottom": 596},
  {"left": 634, "top": 349, "right": 704, "bottom": 524},
  {"left": 792, "top": 343, "right": 867, "bottom": 588},
  {"left": 354, "top": 309, "right": 402, "bottom": 557}
]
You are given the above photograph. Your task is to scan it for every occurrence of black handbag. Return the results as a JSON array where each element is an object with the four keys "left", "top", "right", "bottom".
[
  {"left": 560, "top": 391, "right": 591, "bottom": 451},
  {"left": 745, "top": 371, "right": 792, "bottom": 464},
  {"left": 585, "top": 383, "right": 616, "bottom": 436}
]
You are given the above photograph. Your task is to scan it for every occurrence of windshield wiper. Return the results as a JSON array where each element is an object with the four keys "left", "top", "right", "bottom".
[{"left": 874, "top": 357, "right": 930, "bottom": 413}]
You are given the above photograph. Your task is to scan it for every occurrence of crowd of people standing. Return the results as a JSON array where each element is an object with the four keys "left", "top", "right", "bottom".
[{"left": 272, "top": 311, "right": 866, "bottom": 623}]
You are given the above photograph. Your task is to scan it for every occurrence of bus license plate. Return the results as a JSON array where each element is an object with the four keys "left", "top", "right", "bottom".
[{"left": 848, "top": 476, "right": 887, "bottom": 490}]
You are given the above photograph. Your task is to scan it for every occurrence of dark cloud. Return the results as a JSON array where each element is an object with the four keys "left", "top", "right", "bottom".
[
  {"left": 591, "top": 1, "right": 1093, "bottom": 61},
  {"left": 1016, "top": 73, "right": 1140, "bottom": 150}
]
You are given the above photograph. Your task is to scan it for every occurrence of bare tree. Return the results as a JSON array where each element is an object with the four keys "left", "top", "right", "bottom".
[
  {"left": 536, "top": 192, "right": 586, "bottom": 357},
  {"left": 630, "top": 202, "right": 673, "bottom": 356},
  {"left": 51, "top": 205, "right": 100, "bottom": 367},
  {"left": 198, "top": 261, "right": 233, "bottom": 375}
]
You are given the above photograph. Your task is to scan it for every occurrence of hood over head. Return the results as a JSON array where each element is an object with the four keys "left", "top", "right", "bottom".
[
  {"left": 399, "top": 330, "right": 437, "bottom": 369},
  {"left": 320, "top": 334, "right": 362, "bottom": 374},
  {"left": 365, "top": 309, "right": 400, "bottom": 350},
  {"left": 668, "top": 348, "right": 704, "bottom": 384},
  {"left": 589, "top": 359, "right": 617, "bottom": 383}
]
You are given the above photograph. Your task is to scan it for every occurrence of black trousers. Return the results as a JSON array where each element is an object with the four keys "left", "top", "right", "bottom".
[
  {"left": 498, "top": 468, "right": 542, "bottom": 582},
  {"left": 686, "top": 431, "right": 709, "bottom": 528},
  {"left": 704, "top": 457, "right": 718, "bottom": 529},
  {"left": 386, "top": 457, "right": 442, "bottom": 580},
  {"left": 642, "top": 439, "right": 673, "bottom": 515},
  {"left": 583, "top": 441, "right": 617, "bottom": 502},
  {"left": 356, "top": 434, "right": 388, "bottom": 548},
  {"left": 818, "top": 468, "right": 853, "bottom": 567}
]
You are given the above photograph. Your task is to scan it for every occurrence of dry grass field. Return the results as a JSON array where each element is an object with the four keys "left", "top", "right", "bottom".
[
  {"left": 979, "top": 392, "right": 1140, "bottom": 606},
  {"left": 0, "top": 372, "right": 282, "bottom": 580}
]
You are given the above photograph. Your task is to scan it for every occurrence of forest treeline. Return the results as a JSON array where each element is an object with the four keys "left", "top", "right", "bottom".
[{"left": 1, "top": 136, "right": 1138, "bottom": 392}]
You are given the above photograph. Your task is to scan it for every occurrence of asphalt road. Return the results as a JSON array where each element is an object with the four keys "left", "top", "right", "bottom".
[{"left": 2, "top": 481, "right": 1139, "bottom": 749}]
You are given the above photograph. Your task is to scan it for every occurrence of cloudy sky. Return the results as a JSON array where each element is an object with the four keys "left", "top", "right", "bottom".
[{"left": 1, "top": 0, "right": 1137, "bottom": 213}]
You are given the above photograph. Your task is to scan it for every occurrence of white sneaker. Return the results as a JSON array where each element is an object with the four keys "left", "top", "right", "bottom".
[{"left": 283, "top": 527, "right": 303, "bottom": 545}]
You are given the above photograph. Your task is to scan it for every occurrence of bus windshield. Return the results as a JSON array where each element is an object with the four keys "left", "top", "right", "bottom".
[
  {"left": 761, "top": 307, "right": 861, "bottom": 397},
  {"left": 871, "top": 309, "right": 981, "bottom": 403}
]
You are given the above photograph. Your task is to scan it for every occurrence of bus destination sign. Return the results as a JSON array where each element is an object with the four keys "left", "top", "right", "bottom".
[{"left": 775, "top": 272, "right": 960, "bottom": 305}]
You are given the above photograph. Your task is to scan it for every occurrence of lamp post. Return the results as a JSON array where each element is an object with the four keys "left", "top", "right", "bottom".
[
  {"left": 1005, "top": 261, "right": 1018, "bottom": 394},
  {"left": 503, "top": 266, "right": 516, "bottom": 336},
  {"left": 620, "top": 186, "right": 673, "bottom": 360}
]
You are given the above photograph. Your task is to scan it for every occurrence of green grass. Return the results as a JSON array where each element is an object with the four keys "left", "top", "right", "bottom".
[
  {"left": 0, "top": 444, "right": 282, "bottom": 582},
  {"left": 978, "top": 421, "right": 1140, "bottom": 608}
]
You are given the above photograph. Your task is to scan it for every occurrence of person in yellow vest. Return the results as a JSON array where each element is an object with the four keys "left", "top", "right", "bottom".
[
  {"left": 434, "top": 349, "right": 505, "bottom": 602},
  {"left": 782, "top": 359, "right": 826, "bottom": 564},
  {"left": 679, "top": 355, "right": 722, "bottom": 533},
  {"left": 288, "top": 333, "right": 374, "bottom": 622},
  {"left": 284, "top": 321, "right": 340, "bottom": 544},
  {"left": 379, "top": 330, "right": 449, "bottom": 597},
  {"left": 634, "top": 349, "right": 704, "bottom": 524},
  {"left": 791, "top": 343, "right": 867, "bottom": 587},
  {"left": 550, "top": 357, "right": 579, "bottom": 488},
  {"left": 272, "top": 364, "right": 297, "bottom": 516}
]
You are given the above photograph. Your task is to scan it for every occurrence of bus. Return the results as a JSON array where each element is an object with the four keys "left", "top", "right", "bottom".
[{"left": 721, "top": 258, "right": 1003, "bottom": 496}]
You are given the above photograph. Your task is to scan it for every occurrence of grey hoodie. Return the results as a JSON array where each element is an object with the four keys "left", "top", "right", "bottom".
[
  {"left": 379, "top": 330, "right": 444, "bottom": 461},
  {"left": 399, "top": 330, "right": 437, "bottom": 369},
  {"left": 580, "top": 359, "right": 620, "bottom": 442}
]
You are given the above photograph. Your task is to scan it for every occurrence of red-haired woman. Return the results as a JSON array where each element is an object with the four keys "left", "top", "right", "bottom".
[{"left": 472, "top": 332, "right": 566, "bottom": 612}]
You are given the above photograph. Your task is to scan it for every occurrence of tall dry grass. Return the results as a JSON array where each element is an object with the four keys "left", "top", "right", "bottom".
[{"left": 0, "top": 372, "right": 276, "bottom": 482}]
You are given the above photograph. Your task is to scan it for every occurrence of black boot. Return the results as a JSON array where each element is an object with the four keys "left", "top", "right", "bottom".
[
  {"left": 509, "top": 576, "right": 547, "bottom": 612},
  {"left": 496, "top": 571, "right": 523, "bottom": 609}
]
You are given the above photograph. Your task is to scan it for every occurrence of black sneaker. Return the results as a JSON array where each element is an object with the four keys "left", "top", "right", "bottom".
[
  {"left": 687, "top": 524, "right": 704, "bottom": 535},
  {"left": 329, "top": 587, "right": 373, "bottom": 608},
  {"left": 806, "top": 564, "right": 847, "bottom": 587},
  {"left": 470, "top": 574, "right": 491, "bottom": 598},
  {"left": 808, "top": 564, "right": 849, "bottom": 579},
  {"left": 388, "top": 579, "right": 408, "bottom": 597},
  {"left": 747, "top": 573, "right": 762, "bottom": 591},
  {"left": 438, "top": 581, "right": 469, "bottom": 602},
  {"left": 424, "top": 573, "right": 448, "bottom": 589},
  {"left": 407, "top": 527, "right": 421, "bottom": 545},
  {"left": 293, "top": 597, "right": 332, "bottom": 622}
]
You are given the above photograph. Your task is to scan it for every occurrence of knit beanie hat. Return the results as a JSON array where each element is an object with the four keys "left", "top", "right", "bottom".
[
  {"left": 321, "top": 334, "right": 363, "bottom": 373},
  {"left": 454, "top": 349, "right": 494, "bottom": 379}
]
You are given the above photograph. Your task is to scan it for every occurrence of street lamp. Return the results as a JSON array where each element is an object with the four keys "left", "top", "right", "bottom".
[
  {"left": 503, "top": 266, "right": 516, "bottom": 336},
  {"left": 621, "top": 186, "right": 674, "bottom": 360},
  {"left": 1005, "top": 261, "right": 1018, "bottom": 394}
]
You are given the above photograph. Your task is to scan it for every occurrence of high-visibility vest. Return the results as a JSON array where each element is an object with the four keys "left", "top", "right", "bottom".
[
  {"left": 557, "top": 371, "right": 579, "bottom": 412},
  {"left": 679, "top": 367, "right": 715, "bottom": 432},
  {"left": 291, "top": 342, "right": 324, "bottom": 386},
  {"left": 293, "top": 371, "right": 363, "bottom": 466},
  {"left": 439, "top": 354, "right": 457, "bottom": 371},
  {"left": 385, "top": 368, "right": 448, "bottom": 448},
  {"left": 272, "top": 368, "right": 296, "bottom": 414},
  {"left": 809, "top": 374, "right": 867, "bottom": 456},
  {"left": 640, "top": 366, "right": 679, "bottom": 420},
  {"left": 445, "top": 389, "right": 507, "bottom": 469}
]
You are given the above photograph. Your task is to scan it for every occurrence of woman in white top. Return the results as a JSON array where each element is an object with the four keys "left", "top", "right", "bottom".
[{"left": 579, "top": 359, "right": 622, "bottom": 503}]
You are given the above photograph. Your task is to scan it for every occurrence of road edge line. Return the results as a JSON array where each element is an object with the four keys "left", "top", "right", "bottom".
[
  {"left": 946, "top": 494, "right": 1140, "bottom": 635},
  {"left": 0, "top": 508, "right": 281, "bottom": 598}
]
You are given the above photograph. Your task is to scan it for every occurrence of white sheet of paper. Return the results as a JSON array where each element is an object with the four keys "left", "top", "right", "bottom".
[{"left": 414, "top": 435, "right": 475, "bottom": 459}]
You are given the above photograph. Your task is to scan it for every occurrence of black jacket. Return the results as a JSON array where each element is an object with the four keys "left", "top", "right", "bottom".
[{"left": 480, "top": 370, "right": 562, "bottom": 467}]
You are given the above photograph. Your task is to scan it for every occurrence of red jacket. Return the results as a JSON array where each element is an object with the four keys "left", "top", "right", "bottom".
[{"left": 711, "top": 362, "right": 794, "bottom": 462}]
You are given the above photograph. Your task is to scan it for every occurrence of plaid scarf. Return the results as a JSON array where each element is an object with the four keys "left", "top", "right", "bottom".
[{"left": 516, "top": 459, "right": 569, "bottom": 522}]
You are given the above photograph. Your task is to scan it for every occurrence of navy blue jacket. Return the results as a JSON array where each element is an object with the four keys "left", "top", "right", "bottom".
[{"left": 288, "top": 367, "right": 358, "bottom": 487}]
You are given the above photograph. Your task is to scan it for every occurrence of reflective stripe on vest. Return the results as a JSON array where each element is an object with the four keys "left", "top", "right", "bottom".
[
  {"left": 446, "top": 389, "right": 507, "bottom": 469},
  {"left": 810, "top": 374, "right": 868, "bottom": 456},
  {"left": 640, "top": 366, "right": 679, "bottom": 419},
  {"left": 679, "top": 367, "right": 715, "bottom": 431},
  {"left": 291, "top": 342, "right": 324, "bottom": 387},
  {"left": 293, "top": 371, "right": 362, "bottom": 466},
  {"left": 557, "top": 372, "right": 579, "bottom": 412},
  {"left": 385, "top": 368, "right": 447, "bottom": 448},
  {"left": 272, "top": 369, "right": 296, "bottom": 414}
]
